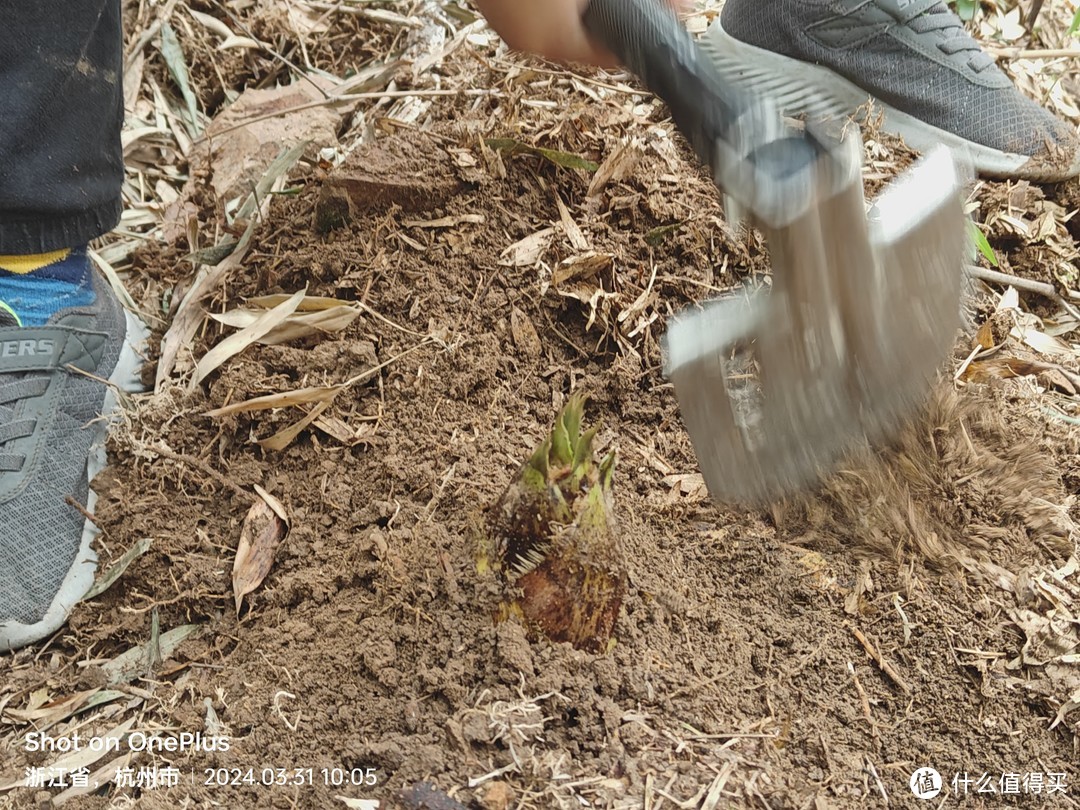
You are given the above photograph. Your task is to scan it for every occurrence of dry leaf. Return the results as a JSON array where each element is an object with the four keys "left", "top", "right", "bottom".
[
  {"left": 555, "top": 194, "right": 589, "bottom": 251},
  {"left": 313, "top": 414, "right": 377, "bottom": 447},
  {"left": 257, "top": 400, "right": 335, "bottom": 451},
  {"left": 1013, "top": 325, "right": 1076, "bottom": 358},
  {"left": 843, "top": 563, "right": 874, "bottom": 617},
  {"left": 963, "top": 356, "right": 1079, "bottom": 394},
  {"left": 587, "top": 139, "right": 644, "bottom": 198},
  {"left": 206, "top": 384, "right": 343, "bottom": 418},
  {"left": 552, "top": 252, "right": 613, "bottom": 286},
  {"left": 187, "top": 8, "right": 233, "bottom": 39},
  {"left": 499, "top": 227, "right": 555, "bottom": 268},
  {"left": 662, "top": 472, "right": 708, "bottom": 503},
  {"left": 218, "top": 35, "right": 260, "bottom": 51},
  {"left": 3, "top": 690, "right": 99, "bottom": 724},
  {"left": 247, "top": 293, "right": 354, "bottom": 311},
  {"left": 233, "top": 486, "right": 289, "bottom": 614},
  {"left": 211, "top": 303, "right": 361, "bottom": 345},
  {"left": 402, "top": 213, "right": 485, "bottom": 228},
  {"left": 556, "top": 282, "right": 619, "bottom": 331},
  {"left": 102, "top": 625, "right": 200, "bottom": 686},
  {"left": 195, "top": 288, "right": 307, "bottom": 383},
  {"left": 157, "top": 143, "right": 307, "bottom": 389}
]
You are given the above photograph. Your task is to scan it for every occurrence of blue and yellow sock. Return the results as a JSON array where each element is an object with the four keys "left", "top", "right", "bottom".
[{"left": 0, "top": 247, "right": 97, "bottom": 327}]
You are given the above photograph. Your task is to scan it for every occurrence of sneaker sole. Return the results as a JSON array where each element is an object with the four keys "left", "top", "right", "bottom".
[
  {"left": 702, "top": 21, "right": 1080, "bottom": 183},
  {"left": 0, "top": 309, "right": 148, "bottom": 652}
]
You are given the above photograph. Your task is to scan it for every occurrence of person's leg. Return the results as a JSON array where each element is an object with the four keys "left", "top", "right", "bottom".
[
  {"left": 0, "top": 0, "right": 145, "bottom": 651},
  {"left": 0, "top": 0, "right": 124, "bottom": 253},
  {"left": 707, "top": 0, "right": 1080, "bottom": 182}
]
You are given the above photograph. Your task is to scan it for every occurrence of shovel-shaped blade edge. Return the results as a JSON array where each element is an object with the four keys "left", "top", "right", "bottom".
[{"left": 664, "top": 145, "right": 968, "bottom": 505}]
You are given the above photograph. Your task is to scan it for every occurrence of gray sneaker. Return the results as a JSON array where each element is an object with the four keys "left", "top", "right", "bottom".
[
  {"left": 0, "top": 272, "right": 146, "bottom": 651},
  {"left": 708, "top": 0, "right": 1080, "bottom": 181}
]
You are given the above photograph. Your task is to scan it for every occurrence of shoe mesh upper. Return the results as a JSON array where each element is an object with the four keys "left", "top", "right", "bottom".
[
  {"left": 0, "top": 273, "right": 125, "bottom": 626},
  {"left": 719, "top": 0, "right": 1078, "bottom": 161}
]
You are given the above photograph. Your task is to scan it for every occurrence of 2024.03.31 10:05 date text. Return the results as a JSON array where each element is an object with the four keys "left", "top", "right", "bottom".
[{"left": 204, "top": 766, "right": 379, "bottom": 788}]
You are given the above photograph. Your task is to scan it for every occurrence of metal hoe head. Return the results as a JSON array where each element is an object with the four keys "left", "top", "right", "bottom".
[{"left": 664, "top": 134, "right": 969, "bottom": 505}]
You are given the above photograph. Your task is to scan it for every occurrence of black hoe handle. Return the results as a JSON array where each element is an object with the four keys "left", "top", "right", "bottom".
[{"left": 582, "top": 0, "right": 826, "bottom": 211}]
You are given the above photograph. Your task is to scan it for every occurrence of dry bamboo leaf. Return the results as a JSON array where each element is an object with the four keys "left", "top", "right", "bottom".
[
  {"left": 963, "top": 356, "right": 1079, "bottom": 394},
  {"left": 555, "top": 194, "right": 589, "bottom": 251},
  {"left": 557, "top": 283, "right": 619, "bottom": 331},
  {"left": 194, "top": 288, "right": 307, "bottom": 384},
  {"left": 587, "top": 139, "right": 644, "bottom": 198},
  {"left": 618, "top": 263, "right": 658, "bottom": 326},
  {"left": 187, "top": 8, "right": 233, "bottom": 38},
  {"left": 82, "top": 537, "right": 153, "bottom": 601},
  {"left": 256, "top": 483, "right": 288, "bottom": 521},
  {"left": 123, "top": 49, "right": 144, "bottom": 111},
  {"left": 245, "top": 293, "right": 349, "bottom": 311},
  {"left": 975, "top": 319, "right": 998, "bottom": 350},
  {"left": 286, "top": 2, "right": 330, "bottom": 35},
  {"left": 218, "top": 35, "right": 260, "bottom": 51},
  {"left": 997, "top": 287, "right": 1021, "bottom": 311},
  {"left": 499, "top": 227, "right": 555, "bottom": 268},
  {"left": 88, "top": 248, "right": 141, "bottom": 314},
  {"left": 206, "top": 384, "right": 344, "bottom": 418},
  {"left": 663, "top": 472, "right": 708, "bottom": 503},
  {"left": 233, "top": 486, "right": 290, "bottom": 614},
  {"left": 257, "top": 400, "right": 335, "bottom": 452},
  {"left": 232, "top": 141, "right": 310, "bottom": 224},
  {"left": 1013, "top": 325, "right": 1076, "bottom": 358},
  {"left": 158, "top": 144, "right": 306, "bottom": 388},
  {"left": 120, "top": 125, "right": 171, "bottom": 153},
  {"left": 3, "top": 690, "right": 99, "bottom": 724},
  {"left": 552, "top": 252, "right": 613, "bottom": 286},
  {"left": 313, "top": 414, "right": 377, "bottom": 447},
  {"left": 211, "top": 304, "right": 361, "bottom": 345},
  {"left": 3, "top": 688, "right": 126, "bottom": 732},
  {"left": 402, "top": 214, "right": 485, "bottom": 228},
  {"left": 102, "top": 625, "right": 200, "bottom": 686}
]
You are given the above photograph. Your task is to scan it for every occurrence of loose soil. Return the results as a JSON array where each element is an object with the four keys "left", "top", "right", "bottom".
[{"left": 2, "top": 4, "right": 1079, "bottom": 810}]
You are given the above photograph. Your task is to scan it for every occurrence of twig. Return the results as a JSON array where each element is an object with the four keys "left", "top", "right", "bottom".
[
  {"left": 848, "top": 662, "right": 878, "bottom": 738},
  {"left": 201, "top": 88, "right": 500, "bottom": 141},
  {"left": 152, "top": 444, "right": 248, "bottom": 499},
  {"left": 65, "top": 496, "right": 100, "bottom": 529},
  {"left": 355, "top": 300, "right": 430, "bottom": 340},
  {"left": 341, "top": 338, "right": 436, "bottom": 388},
  {"left": 953, "top": 344, "right": 984, "bottom": 383},
  {"left": 211, "top": 0, "right": 329, "bottom": 99},
  {"left": 851, "top": 626, "right": 911, "bottom": 694},
  {"left": 124, "top": 0, "right": 182, "bottom": 67},
  {"left": 965, "top": 264, "right": 1080, "bottom": 321}
]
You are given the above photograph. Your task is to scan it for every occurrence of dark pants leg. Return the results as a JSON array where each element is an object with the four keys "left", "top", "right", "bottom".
[{"left": 0, "top": 0, "right": 124, "bottom": 254}]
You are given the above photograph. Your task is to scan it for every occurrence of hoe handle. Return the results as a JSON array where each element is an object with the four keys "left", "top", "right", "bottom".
[{"left": 583, "top": 0, "right": 827, "bottom": 224}]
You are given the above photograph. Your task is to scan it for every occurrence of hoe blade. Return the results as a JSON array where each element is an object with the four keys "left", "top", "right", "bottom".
[{"left": 664, "top": 144, "right": 968, "bottom": 505}]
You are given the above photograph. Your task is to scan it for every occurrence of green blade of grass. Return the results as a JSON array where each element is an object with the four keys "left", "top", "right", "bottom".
[
  {"left": 486, "top": 138, "right": 599, "bottom": 172},
  {"left": 968, "top": 219, "right": 999, "bottom": 267},
  {"left": 160, "top": 22, "right": 203, "bottom": 137}
]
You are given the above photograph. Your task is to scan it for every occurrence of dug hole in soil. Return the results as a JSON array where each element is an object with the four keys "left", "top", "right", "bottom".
[{"left": 3, "top": 6, "right": 1080, "bottom": 810}]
